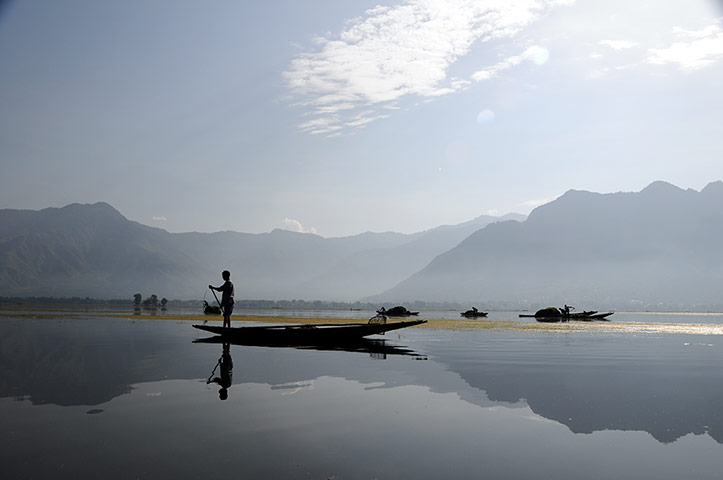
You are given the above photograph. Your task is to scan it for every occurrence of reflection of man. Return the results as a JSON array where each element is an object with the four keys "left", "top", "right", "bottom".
[{"left": 208, "top": 343, "right": 233, "bottom": 400}]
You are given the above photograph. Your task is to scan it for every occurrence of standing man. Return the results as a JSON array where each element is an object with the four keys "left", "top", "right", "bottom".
[{"left": 209, "top": 270, "right": 234, "bottom": 328}]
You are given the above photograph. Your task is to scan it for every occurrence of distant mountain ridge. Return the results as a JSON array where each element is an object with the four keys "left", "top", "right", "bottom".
[
  {"left": 0, "top": 202, "right": 522, "bottom": 300},
  {"left": 372, "top": 181, "right": 723, "bottom": 309}
]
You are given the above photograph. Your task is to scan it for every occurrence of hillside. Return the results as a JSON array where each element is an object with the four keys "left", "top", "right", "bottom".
[
  {"left": 0, "top": 202, "right": 521, "bottom": 300},
  {"left": 372, "top": 181, "right": 723, "bottom": 309}
]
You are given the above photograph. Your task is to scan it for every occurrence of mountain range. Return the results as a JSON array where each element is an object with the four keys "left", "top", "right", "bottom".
[
  {"left": 2, "top": 180, "right": 722, "bottom": 309},
  {"left": 0, "top": 201, "right": 522, "bottom": 301},
  {"left": 373, "top": 181, "right": 723, "bottom": 309}
]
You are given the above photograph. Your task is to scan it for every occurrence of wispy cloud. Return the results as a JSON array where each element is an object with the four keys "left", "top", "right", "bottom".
[
  {"left": 283, "top": 218, "right": 318, "bottom": 234},
  {"left": 471, "top": 45, "right": 550, "bottom": 81},
  {"left": 599, "top": 39, "right": 638, "bottom": 50},
  {"left": 647, "top": 21, "right": 723, "bottom": 71},
  {"left": 285, "top": 0, "right": 573, "bottom": 136},
  {"left": 520, "top": 195, "right": 559, "bottom": 209},
  {"left": 152, "top": 216, "right": 168, "bottom": 222}
]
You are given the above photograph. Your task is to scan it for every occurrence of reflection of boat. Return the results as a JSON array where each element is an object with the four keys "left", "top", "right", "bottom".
[
  {"left": 194, "top": 336, "right": 426, "bottom": 358},
  {"left": 193, "top": 319, "right": 427, "bottom": 344},
  {"left": 519, "top": 307, "right": 614, "bottom": 322},
  {"left": 460, "top": 308, "right": 488, "bottom": 318},
  {"left": 377, "top": 306, "right": 420, "bottom": 316}
]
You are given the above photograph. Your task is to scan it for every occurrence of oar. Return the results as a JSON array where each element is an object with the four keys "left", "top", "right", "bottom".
[{"left": 209, "top": 287, "right": 225, "bottom": 316}]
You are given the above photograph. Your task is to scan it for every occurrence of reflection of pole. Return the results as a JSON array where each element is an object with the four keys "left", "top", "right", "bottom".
[
  {"left": 206, "top": 343, "right": 233, "bottom": 401},
  {"left": 207, "top": 358, "right": 221, "bottom": 384},
  {"left": 209, "top": 287, "right": 225, "bottom": 315}
]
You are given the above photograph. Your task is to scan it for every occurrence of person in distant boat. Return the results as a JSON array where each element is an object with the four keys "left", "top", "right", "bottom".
[{"left": 209, "top": 270, "right": 234, "bottom": 328}]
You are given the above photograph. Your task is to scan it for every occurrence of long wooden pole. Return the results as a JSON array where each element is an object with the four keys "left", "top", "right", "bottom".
[{"left": 209, "top": 287, "right": 225, "bottom": 315}]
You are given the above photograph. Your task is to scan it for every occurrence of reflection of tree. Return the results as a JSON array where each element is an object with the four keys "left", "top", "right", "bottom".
[{"left": 207, "top": 343, "right": 233, "bottom": 400}]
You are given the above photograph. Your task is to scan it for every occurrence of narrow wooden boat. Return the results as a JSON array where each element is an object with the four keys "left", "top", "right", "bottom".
[
  {"left": 193, "top": 319, "right": 427, "bottom": 344},
  {"left": 519, "top": 308, "right": 614, "bottom": 322},
  {"left": 377, "top": 306, "right": 420, "bottom": 316},
  {"left": 460, "top": 309, "right": 488, "bottom": 318},
  {"left": 573, "top": 312, "right": 614, "bottom": 321}
]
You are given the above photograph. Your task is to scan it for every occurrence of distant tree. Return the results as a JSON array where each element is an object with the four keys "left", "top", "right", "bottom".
[
  {"left": 160, "top": 297, "right": 168, "bottom": 307},
  {"left": 134, "top": 293, "right": 142, "bottom": 305}
]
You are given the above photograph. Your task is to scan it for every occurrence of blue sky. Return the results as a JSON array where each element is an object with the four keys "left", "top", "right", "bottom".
[{"left": 1, "top": 0, "right": 722, "bottom": 237}]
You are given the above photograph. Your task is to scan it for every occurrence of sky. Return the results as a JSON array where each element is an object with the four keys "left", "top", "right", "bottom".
[{"left": 1, "top": 0, "right": 722, "bottom": 237}]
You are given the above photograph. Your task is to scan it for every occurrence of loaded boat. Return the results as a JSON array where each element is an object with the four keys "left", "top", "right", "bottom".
[
  {"left": 460, "top": 308, "right": 488, "bottom": 318},
  {"left": 519, "top": 306, "right": 614, "bottom": 322},
  {"left": 377, "top": 306, "right": 420, "bottom": 316}
]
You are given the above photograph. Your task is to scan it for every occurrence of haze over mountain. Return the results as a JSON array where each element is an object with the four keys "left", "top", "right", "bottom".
[
  {"left": 373, "top": 181, "right": 723, "bottom": 310},
  {"left": 0, "top": 202, "right": 521, "bottom": 301}
]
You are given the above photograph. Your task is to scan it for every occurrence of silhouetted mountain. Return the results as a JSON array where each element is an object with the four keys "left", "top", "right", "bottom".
[
  {"left": 0, "top": 202, "right": 522, "bottom": 300},
  {"left": 373, "top": 181, "right": 723, "bottom": 309},
  {"left": 0, "top": 202, "right": 200, "bottom": 298},
  {"left": 300, "top": 213, "right": 526, "bottom": 299}
]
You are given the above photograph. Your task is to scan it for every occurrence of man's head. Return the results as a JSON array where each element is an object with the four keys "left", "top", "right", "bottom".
[{"left": 222, "top": 270, "right": 230, "bottom": 281}]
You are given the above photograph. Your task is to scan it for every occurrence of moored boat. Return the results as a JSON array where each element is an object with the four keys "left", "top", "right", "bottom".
[
  {"left": 377, "top": 306, "right": 420, "bottom": 316},
  {"left": 203, "top": 301, "right": 222, "bottom": 315},
  {"left": 519, "top": 306, "right": 614, "bottom": 322},
  {"left": 460, "top": 308, "right": 488, "bottom": 318}
]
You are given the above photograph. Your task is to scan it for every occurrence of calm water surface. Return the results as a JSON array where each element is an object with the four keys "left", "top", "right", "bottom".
[{"left": 2, "top": 312, "right": 723, "bottom": 479}]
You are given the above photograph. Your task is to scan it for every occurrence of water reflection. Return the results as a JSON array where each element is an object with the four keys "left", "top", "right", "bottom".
[
  {"left": 2, "top": 316, "right": 723, "bottom": 450},
  {"left": 423, "top": 330, "right": 723, "bottom": 444},
  {"left": 206, "top": 343, "right": 233, "bottom": 400},
  {"left": 194, "top": 334, "right": 427, "bottom": 359}
]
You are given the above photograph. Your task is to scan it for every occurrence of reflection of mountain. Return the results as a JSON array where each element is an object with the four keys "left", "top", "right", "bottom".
[
  {"left": 0, "top": 318, "right": 210, "bottom": 406},
  {"left": 425, "top": 333, "right": 723, "bottom": 444},
  {"left": 4, "top": 317, "right": 722, "bottom": 445},
  {"left": 0, "top": 317, "right": 428, "bottom": 407}
]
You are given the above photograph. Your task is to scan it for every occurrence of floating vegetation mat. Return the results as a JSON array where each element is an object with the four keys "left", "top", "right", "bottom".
[{"left": 3, "top": 310, "right": 723, "bottom": 335}]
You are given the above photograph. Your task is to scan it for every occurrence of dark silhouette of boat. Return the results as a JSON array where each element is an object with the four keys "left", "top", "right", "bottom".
[
  {"left": 193, "top": 319, "right": 426, "bottom": 344},
  {"left": 203, "top": 301, "right": 222, "bottom": 315},
  {"left": 460, "top": 307, "right": 488, "bottom": 318},
  {"left": 519, "top": 306, "right": 614, "bottom": 322},
  {"left": 376, "top": 306, "right": 420, "bottom": 316}
]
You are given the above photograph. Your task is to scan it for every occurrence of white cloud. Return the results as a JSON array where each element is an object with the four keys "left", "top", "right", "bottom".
[
  {"left": 647, "top": 21, "right": 723, "bottom": 70},
  {"left": 476, "top": 109, "right": 495, "bottom": 123},
  {"left": 599, "top": 39, "right": 638, "bottom": 50},
  {"left": 471, "top": 45, "right": 550, "bottom": 81},
  {"left": 152, "top": 216, "right": 167, "bottom": 222},
  {"left": 285, "top": 0, "right": 574, "bottom": 135},
  {"left": 520, "top": 195, "right": 559, "bottom": 209},
  {"left": 283, "top": 218, "right": 318, "bottom": 234}
]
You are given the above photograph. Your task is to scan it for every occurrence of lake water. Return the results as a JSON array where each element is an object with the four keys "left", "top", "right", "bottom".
[{"left": 2, "top": 309, "right": 723, "bottom": 479}]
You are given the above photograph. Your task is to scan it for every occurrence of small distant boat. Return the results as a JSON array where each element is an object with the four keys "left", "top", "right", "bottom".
[
  {"left": 377, "top": 306, "right": 420, "bottom": 317},
  {"left": 203, "top": 301, "right": 222, "bottom": 315},
  {"left": 460, "top": 308, "right": 488, "bottom": 318},
  {"left": 193, "top": 319, "right": 427, "bottom": 344},
  {"left": 519, "top": 306, "right": 614, "bottom": 322}
]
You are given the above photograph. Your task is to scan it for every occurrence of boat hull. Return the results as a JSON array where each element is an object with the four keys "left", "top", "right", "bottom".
[
  {"left": 193, "top": 320, "right": 426, "bottom": 344},
  {"left": 522, "top": 312, "right": 615, "bottom": 322}
]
